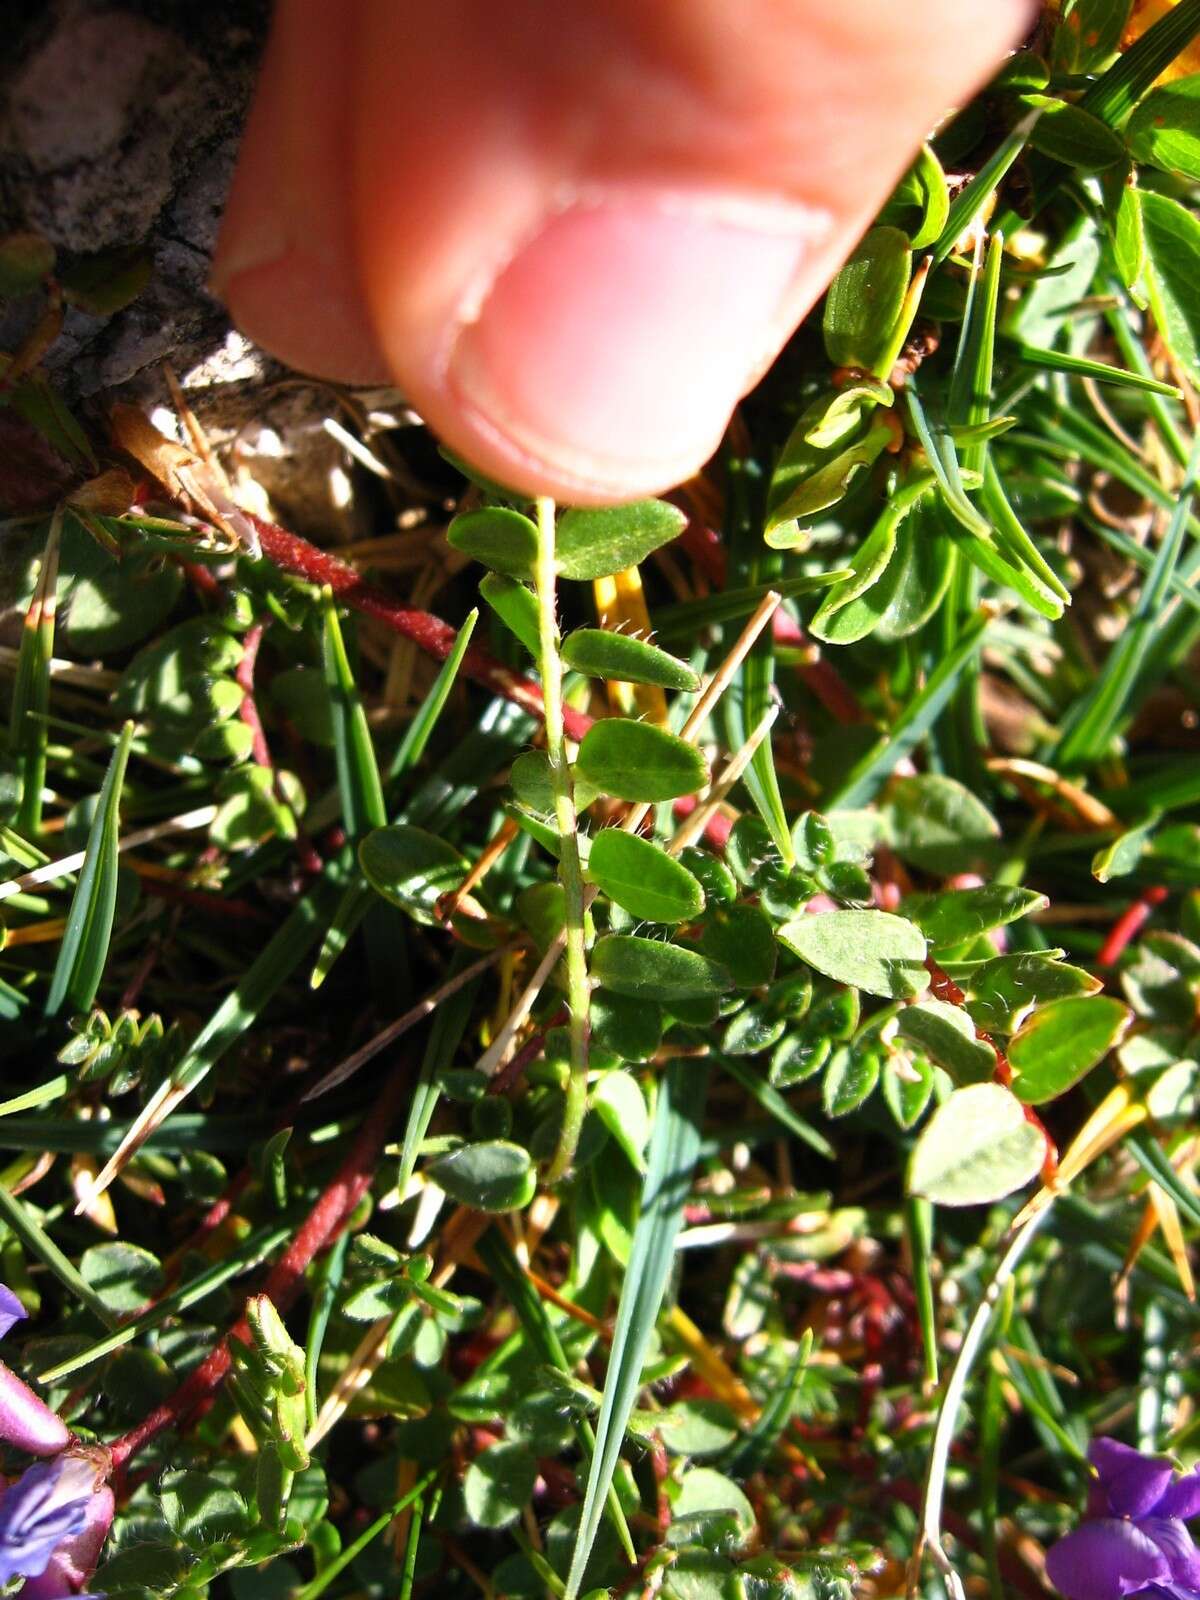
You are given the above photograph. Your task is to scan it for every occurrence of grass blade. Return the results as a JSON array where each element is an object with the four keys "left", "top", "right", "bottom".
[
  {"left": 388, "top": 607, "right": 478, "bottom": 779},
  {"left": 722, "top": 1329, "right": 812, "bottom": 1475},
  {"left": 312, "top": 610, "right": 480, "bottom": 986},
  {"left": 931, "top": 108, "right": 1040, "bottom": 265},
  {"left": 37, "top": 1216, "right": 296, "bottom": 1381},
  {"left": 564, "top": 1059, "right": 709, "bottom": 1600},
  {"left": 322, "top": 591, "right": 386, "bottom": 838},
  {"left": 0, "top": 1181, "right": 117, "bottom": 1330},
  {"left": 45, "top": 720, "right": 133, "bottom": 1018},
  {"left": 719, "top": 1058, "right": 834, "bottom": 1160},
  {"left": 1002, "top": 337, "right": 1181, "bottom": 397},
  {"left": 475, "top": 1228, "right": 636, "bottom": 1563},
  {"left": 1055, "top": 429, "right": 1200, "bottom": 768},
  {"left": 394, "top": 961, "right": 480, "bottom": 1194},
  {"left": 828, "top": 610, "right": 990, "bottom": 808}
]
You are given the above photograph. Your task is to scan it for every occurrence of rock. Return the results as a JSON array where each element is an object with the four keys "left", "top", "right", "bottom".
[{"left": 0, "top": 0, "right": 270, "bottom": 401}]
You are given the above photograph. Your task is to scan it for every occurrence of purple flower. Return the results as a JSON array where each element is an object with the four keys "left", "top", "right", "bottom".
[
  {"left": 16, "top": 1478, "right": 113, "bottom": 1598},
  {"left": 0, "top": 1283, "right": 68, "bottom": 1459},
  {"left": 0, "top": 1454, "right": 103, "bottom": 1588},
  {"left": 1047, "top": 1438, "right": 1200, "bottom": 1600},
  {"left": 0, "top": 1286, "right": 28, "bottom": 1342}
]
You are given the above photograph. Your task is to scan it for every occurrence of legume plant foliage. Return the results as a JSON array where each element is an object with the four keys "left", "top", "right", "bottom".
[{"left": 5, "top": 4, "right": 1200, "bottom": 1598}]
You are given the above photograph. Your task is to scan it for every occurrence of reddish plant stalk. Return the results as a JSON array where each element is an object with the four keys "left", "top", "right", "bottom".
[
  {"left": 235, "top": 622, "right": 272, "bottom": 768},
  {"left": 250, "top": 514, "right": 594, "bottom": 743},
  {"left": 234, "top": 617, "right": 323, "bottom": 875},
  {"left": 109, "top": 1066, "right": 408, "bottom": 1478},
  {"left": 1098, "top": 884, "right": 1168, "bottom": 968}
]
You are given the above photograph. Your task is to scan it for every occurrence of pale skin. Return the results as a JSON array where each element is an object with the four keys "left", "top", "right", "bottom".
[{"left": 213, "top": 0, "right": 1033, "bottom": 505}]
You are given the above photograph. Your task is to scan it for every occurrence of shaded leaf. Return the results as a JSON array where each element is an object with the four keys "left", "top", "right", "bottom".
[{"left": 591, "top": 935, "right": 730, "bottom": 1001}]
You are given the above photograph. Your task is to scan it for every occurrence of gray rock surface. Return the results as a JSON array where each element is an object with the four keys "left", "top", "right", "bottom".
[{"left": 0, "top": 0, "right": 271, "bottom": 399}]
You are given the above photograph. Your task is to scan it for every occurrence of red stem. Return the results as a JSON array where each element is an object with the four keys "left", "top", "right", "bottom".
[
  {"left": 250, "top": 514, "right": 594, "bottom": 742},
  {"left": 108, "top": 1066, "right": 408, "bottom": 1478},
  {"left": 235, "top": 622, "right": 272, "bottom": 769},
  {"left": 1098, "top": 884, "right": 1168, "bottom": 969}
]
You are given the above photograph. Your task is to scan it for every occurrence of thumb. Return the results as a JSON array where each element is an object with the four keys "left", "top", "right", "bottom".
[{"left": 215, "top": 0, "right": 1030, "bottom": 504}]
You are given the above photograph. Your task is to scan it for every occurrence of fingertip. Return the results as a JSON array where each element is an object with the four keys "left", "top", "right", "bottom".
[{"left": 216, "top": 250, "right": 392, "bottom": 387}]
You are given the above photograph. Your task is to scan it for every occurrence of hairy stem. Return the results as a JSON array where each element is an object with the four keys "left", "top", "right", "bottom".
[{"left": 534, "top": 497, "right": 590, "bottom": 1184}]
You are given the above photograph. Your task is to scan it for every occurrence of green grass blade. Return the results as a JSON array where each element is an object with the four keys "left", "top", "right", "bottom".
[
  {"left": 388, "top": 608, "right": 478, "bottom": 780},
  {"left": 905, "top": 1196, "right": 939, "bottom": 1390},
  {"left": 1055, "top": 429, "right": 1200, "bottom": 767},
  {"left": 1084, "top": 515, "right": 1200, "bottom": 617},
  {"left": 980, "top": 460, "right": 1071, "bottom": 605},
  {"left": 0, "top": 1075, "right": 70, "bottom": 1118},
  {"left": 904, "top": 386, "right": 990, "bottom": 539},
  {"left": 0, "top": 1182, "right": 117, "bottom": 1330},
  {"left": 828, "top": 610, "right": 990, "bottom": 808},
  {"left": 475, "top": 1228, "right": 636, "bottom": 1563},
  {"left": 394, "top": 961, "right": 479, "bottom": 1194},
  {"left": 722, "top": 1329, "right": 812, "bottom": 1476},
  {"left": 949, "top": 232, "right": 1004, "bottom": 479},
  {"left": 931, "top": 108, "right": 1040, "bottom": 265},
  {"left": 564, "top": 1059, "right": 710, "bottom": 1600},
  {"left": 1003, "top": 337, "right": 1181, "bottom": 397},
  {"left": 1081, "top": 0, "right": 1200, "bottom": 126},
  {"left": 45, "top": 720, "right": 133, "bottom": 1018},
  {"left": 322, "top": 591, "right": 386, "bottom": 838},
  {"left": 173, "top": 879, "right": 341, "bottom": 1097},
  {"left": 718, "top": 1058, "right": 834, "bottom": 1160},
  {"left": 1126, "top": 1131, "right": 1200, "bottom": 1231},
  {"left": 304, "top": 1230, "right": 349, "bottom": 1432},
  {"left": 292, "top": 1470, "right": 439, "bottom": 1600},
  {"left": 313, "top": 611, "right": 480, "bottom": 986}
]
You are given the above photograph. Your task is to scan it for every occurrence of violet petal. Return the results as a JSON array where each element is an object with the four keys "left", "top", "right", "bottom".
[
  {"left": 0, "top": 1287, "right": 27, "bottom": 1343},
  {"left": 1159, "top": 1477, "right": 1200, "bottom": 1524},
  {"left": 0, "top": 1363, "right": 69, "bottom": 1458},
  {"left": 1091, "top": 1439, "right": 1176, "bottom": 1519},
  {"left": 1045, "top": 1518, "right": 1169, "bottom": 1600},
  {"left": 15, "top": 1484, "right": 112, "bottom": 1599},
  {"left": 0, "top": 1458, "right": 96, "bottom": 1586},
  {"left": 1144, "top": 1520, "right": 1200, "bottom": 1589}
]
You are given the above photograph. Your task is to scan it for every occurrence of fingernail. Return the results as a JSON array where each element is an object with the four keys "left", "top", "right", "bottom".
[{"left": 447, "top": 193, "right": 831, "bottom": 495}]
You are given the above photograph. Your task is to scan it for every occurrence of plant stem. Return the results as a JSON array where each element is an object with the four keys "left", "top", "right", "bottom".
[{"left": 534, "top": 497, "right": 590, "bottom": 1184}]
